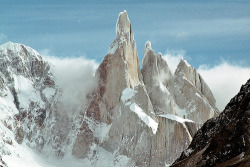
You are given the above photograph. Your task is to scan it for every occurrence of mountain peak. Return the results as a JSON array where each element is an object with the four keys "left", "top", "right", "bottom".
[
  {"left": 116, "top": 10, "right": 133, "bottom": 41},
  {"left": 175, "top": 58, "right": 217, "bottom": 110},
  {"left": 0, "top": 41, "right": 41, "bottom": 60}
]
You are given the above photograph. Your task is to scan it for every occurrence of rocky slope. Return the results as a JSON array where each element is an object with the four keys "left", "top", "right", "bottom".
[
  {"left": 0, "top": 11, "right": 218, "bottom": 166},
  {"left": 171, "top": 79, "right": 250, "bottom": 167}
]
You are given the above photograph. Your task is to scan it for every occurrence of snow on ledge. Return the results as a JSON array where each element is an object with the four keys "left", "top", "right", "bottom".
[
  {"left": 108, "top": 41, "right": 118, "bottom": 55},
  {"left": 130, "top": 103, "right": 158, "bottom": 134},
  {"left": 159, "top": 114, "right": 193, "bottom": 123},
  {"left": 121, "top": 88, "right": 137, "bottom": 102},
  {"left": 121, "top": 88, "right": 158, "bottom": 134}
]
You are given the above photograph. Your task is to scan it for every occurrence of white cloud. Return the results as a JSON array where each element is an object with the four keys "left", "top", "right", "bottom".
[
  {"left": 198, "top": 62, "right": 250, "bottom": 111},
  {"left": 41, "top": 49, "right": 99, "bottom": 116},
  {"left": 162, "top": 50, "right": 185, "bottom": 73}
]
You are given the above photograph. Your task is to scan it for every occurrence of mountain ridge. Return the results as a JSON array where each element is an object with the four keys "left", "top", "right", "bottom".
[{"left": 0, "top": 11, "right": 218, "bottom": 167}]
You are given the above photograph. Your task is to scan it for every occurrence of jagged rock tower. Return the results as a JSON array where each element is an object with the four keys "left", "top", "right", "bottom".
[{"left": 72, "top": 11, "right": 218, "bottom": 166}]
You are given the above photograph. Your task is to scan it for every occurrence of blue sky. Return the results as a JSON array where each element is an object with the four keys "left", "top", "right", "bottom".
[{"left": 1, "top": 0, "right": 250, "bottom": 69}]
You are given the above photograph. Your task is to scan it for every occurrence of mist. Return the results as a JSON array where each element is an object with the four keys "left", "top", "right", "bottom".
[{"left": 43, "top": 54, "right": 99, "bottom": 115}]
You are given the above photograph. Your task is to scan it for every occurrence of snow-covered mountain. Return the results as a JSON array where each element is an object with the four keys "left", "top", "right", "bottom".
[
  {"left": 171, "top": 79, "right": 250, "bottom": 167},
  {"left": 0, "top": 11, "right": 218, "bottom": 167}
]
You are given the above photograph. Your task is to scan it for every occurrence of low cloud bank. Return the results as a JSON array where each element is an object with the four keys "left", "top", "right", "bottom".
[
  {"left": 198, "top": 62, "right": 250, "bottom": 111},
  {"left": 42, "top": 50, "right": 99, "bottom": 115}
]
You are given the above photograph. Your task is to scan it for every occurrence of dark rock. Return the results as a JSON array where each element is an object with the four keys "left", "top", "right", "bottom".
[{"left": 171, "top": 79, "right": 250, "bottom": 167}]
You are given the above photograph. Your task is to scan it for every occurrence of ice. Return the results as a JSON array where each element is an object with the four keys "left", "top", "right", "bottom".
[
  {"left": 0, "top": 42, "right": 41, "bottom": 60},
  {"left": 176, "top": 106, "right": 188, "bottom": 118},
  {"left": 0, "top": 88, "right": 19, "bottom": 120},
  {"left": 84, "top": 116, "right": 111, "bottom": 143},
  {"left": 121, "top": 88, "right": 137, "bottom": 102},
  {"left": 159, "top": 82, "right": 170, "bottom": 95},
  {"left": 121, "top": 88, "right": 158, "bottom": 134},
  {"left": 130, "top": 103, "right": 158, "bottom": 134},
  {"left": 13, "top": 75, "right": 44, "bottom": 109},
  {"left": 145, "top": 41, "right": 151, "bottom": 49},
  {"left": 116, "top": 10, "right": 129, "bottom": 35},
  {"left": 42, "top": 88, "right": 56, "bottom": 100},
  {"left": 195, "top": 92, "right": 202, "bottom": 98},
  {"left": 3, "top": 144, "right": 89, "bottom": 167},
  {"left": 108, "top": 41, "right": 118, "bottom": 55},
  {"left": 183, "top": 60, "right": 191, "bottom": 67},
  {"left": 159, "top": 114, "right": 193, "bottom": 123}
]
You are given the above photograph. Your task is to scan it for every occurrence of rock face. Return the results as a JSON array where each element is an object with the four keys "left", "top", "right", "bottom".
[
  {"left": 0, "top": 11, "right": 218, "bottom": 167},
  {"left": 174, "top": 59, "right": 218, "bottom": 125},
  {"left": 0, "top": 42, "right": 75, "bottom": 159},
  {"left": 0, "top": 42, "right": 57, "bottom": 152},
  {"left": 141, "top": 42, "right": 176, "bottom": 115},
  {"left": 171, "top": 79, "right": 250, "bottom": 167}
]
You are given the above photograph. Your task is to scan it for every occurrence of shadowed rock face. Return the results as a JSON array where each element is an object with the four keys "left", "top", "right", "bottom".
[{"left": 171, "top": 79, "right": 250, "bottom": 167}]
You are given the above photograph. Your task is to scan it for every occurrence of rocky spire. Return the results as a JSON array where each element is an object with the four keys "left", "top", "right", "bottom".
[
  {"left": 141, "top": 41, "right": 176, "bottom": 115},
  {"left": 175, "top": 59, "right": 216, "bottom": 107},
  {"left": 116, "top": 10, "right": 134, "bottom": 41}
]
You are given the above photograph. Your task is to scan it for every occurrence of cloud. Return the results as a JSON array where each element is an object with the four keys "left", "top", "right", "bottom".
[
  {"left": 162, "top": 50, "right": 185, "bottom": 73},
  {"left": 41, "top": 49, "right": 99, "bottom": 116},
  {"left": 198, "top": 62, "right": 250, "bottom": 111}
]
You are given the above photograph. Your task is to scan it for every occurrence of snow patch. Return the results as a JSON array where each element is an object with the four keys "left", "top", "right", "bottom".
[
  {"left": 84, "top": 116, "right": 111, "bottom": 143},
  {"left": 116, "top": 10, "right": 130, "bottom": 36},
  {"left": 129, "top": 103, "right": 158, "bottom": 134},
  {"left": 3, "top": 144, "right": 88, "bottom": 167},
  {"left": 85, "top": 144, "right": 133, "bottom": 167},
  {"left": 183, "top": 60, "right": 191, "bottom": 67},
  {"left": 176, "top": 106, "right": 188, "bottom": 118},
  {"left": 0, "top": 88, "right": 19, "bottom": 120},
  {"left": 159, "top": 82, "right": 170, "bottom": 95},
  {"left": 159, "top": 114, "right": 193, "bottom": 123},
  {"left": 108, "top": 41, "right": 118, "bottom": 55},
  {"left": 0, "top": 42, "right": 41, "bottom": 60},
  {"left": 42, "top": 87, "right": 55, "bottom": 100},
  {"left": 13, "top": 75, "right": 44, "bottom": 109},
  {"left": 121, "top": 88, "right": 137, "bottom": 102}
]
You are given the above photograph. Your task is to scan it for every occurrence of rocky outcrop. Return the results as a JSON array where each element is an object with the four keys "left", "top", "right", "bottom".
[{"left": 171, "top": 79, "right": 250, "bottom": 167}]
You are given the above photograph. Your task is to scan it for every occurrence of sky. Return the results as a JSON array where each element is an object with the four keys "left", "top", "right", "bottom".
[{"left": 1, "top": 0, "right": 250, "bottom": 110}]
